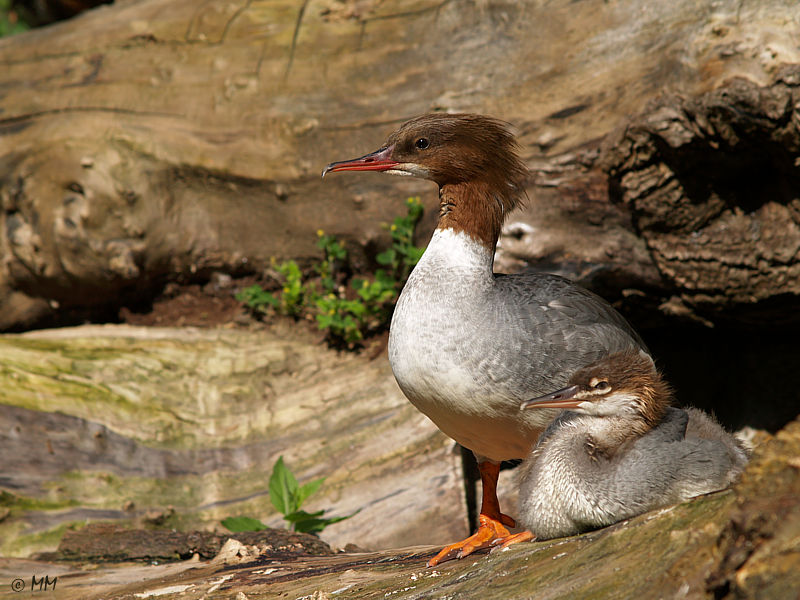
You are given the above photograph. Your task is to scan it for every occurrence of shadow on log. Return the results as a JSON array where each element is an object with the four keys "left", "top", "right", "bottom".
[{"left": 602, "top": 66, "right": 800, "bottom": 328}]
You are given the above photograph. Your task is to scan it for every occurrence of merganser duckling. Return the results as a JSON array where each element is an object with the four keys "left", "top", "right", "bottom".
[
  {"left": 323, "top": 114, "right": 647, "bottom": 566},
  {"left": 498, "top": 350, "right": 748, "bottom": 547}
]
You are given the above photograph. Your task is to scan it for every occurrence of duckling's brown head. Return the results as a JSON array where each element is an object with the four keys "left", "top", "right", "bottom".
[
  {"left": 323, "top": 113, "right": 528, "bottom": 247},
  {"left": 520, "top": 350, "right": 671, "bottom": 431}
]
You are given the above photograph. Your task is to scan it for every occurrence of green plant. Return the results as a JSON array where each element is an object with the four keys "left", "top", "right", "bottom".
[
  {"left": 221, "top": 456, "right": 356, "bottom": 535},
  {"left": 0, "top": 0, "right": 29, "bottom": 37},
  {"left": 315, "top": 230, "right": 347, "bottom": 294},
  {"left": 236, "top": 260, "right": 306, "bottom": 317},
  {"left": 377, "top": 196, "right": 425, "bottom": 283},
  {"left": 274, "top": 260, "right": 306, "bottom": 317},
  {"left": 220, "top": 515, "right": 267, "bottom": 532},
  {"left": 238, "top": 197, "right": 424, "bottom": 347},
  {"left": 314, "top": 293, "right": 368, "bottom": 345},
  {"left": 236, "top": 284, "right": 279, "bottom": 313}
]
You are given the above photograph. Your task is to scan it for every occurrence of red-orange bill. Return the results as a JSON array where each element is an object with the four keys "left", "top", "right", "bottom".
[{"left": 322, "top": 145, "right": 398, "bottom": 177}]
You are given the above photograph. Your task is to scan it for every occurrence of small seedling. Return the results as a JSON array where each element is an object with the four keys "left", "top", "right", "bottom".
[
  {"left": 237, "top": 284, "right": 279, "bottom": 313},
  {"left": 376, "top": 196, "right": 426, "bottom": 283},
  {"left": 222, "top": 456, "right": 356, "bottom": 535},
  {"left": 237, "top": 197, "right": 425, "bottom": 347}
]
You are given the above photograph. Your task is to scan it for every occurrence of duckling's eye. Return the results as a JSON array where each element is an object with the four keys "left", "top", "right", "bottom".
[
  {"left": 592, "top": 380, "right": 610, "bottom": 391},
  {"left": 415, "top": 137, "right": 430, "bottom": 150}
]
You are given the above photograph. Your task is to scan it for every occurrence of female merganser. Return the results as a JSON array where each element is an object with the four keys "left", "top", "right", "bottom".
[
  {"left": 496, "top": 350, "right": 749, "bottom": 548},
  {"left": 323, "top": 114, "right": 647, "bottom": 566}
]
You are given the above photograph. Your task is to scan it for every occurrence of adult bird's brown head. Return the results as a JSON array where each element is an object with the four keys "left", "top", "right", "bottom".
[{"left": 322, "top": 113, "right": 529, "bottom": 247}]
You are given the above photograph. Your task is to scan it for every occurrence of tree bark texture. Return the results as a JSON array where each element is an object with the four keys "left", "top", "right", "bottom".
[
  {"left": 602, "top": 68, "right": 800, "bottom": 327},
  {"left": 0, "top": 0, "right": 799, "bottom": 329}
]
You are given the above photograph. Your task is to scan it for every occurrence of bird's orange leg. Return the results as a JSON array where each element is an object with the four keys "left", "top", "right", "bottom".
[{"left": 427, "top": 461, "right": 515, "bottom": 567}]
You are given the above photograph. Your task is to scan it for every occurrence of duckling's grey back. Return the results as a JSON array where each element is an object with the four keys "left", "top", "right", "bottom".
[
  {"left": 517, "top": 407, "right": 748, "bottom": 540},
  {"left": 684, "top": 407, "right": 750, "bottom": 471},
  {"left": 633, "top": 408, "right": 748, "bottom": 499}
]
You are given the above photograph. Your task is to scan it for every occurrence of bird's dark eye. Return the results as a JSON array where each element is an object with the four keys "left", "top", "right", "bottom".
[
  {"left": 415, "top": 137, "right": 429, "bottom": 150},
  {"left": 593, "top": 380, "right": 610, "bottom": 391}
]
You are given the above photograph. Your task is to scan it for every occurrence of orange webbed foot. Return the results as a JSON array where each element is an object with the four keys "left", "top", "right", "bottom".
[
  {"left": 427, "top": 514, "right": 514, "bottom": 567},
  {"left": 489, "top": 529, "right": 536, "bottom": 553},
  {"left": 426, "top": 459, "right": 519, "bottom": 567}
]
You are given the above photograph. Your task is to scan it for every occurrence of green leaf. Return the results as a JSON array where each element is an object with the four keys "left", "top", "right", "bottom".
[
  {"left": 320, "top": 275, "right": 336, "bottom": 294},
  {"left": 221, "top": 516, "right": 268, "bottom": 532},
  {"left": 269, "top": 456, "right": 299, "bottom": 515},
  {"left": 376, "top": 249, "right": 396, "bottom": 266},
  {"left": 345, "top": 300, "right": 367, "bottom": 317},
  {"left": 290, "top": 510, "right": 362, "bottom": 534},
  {"left": 283, "top": 510, "right": 335, "bottom": 534},
  {"left": 284, "top": 510, "right": 329, "bottom": 534},
  {"left": 406, "top": 246, "right": 425, "bottom": 265},
  {"left": 277, "top": 260, "right": 302, "bottom": 280},
  {"left": 315, "top": 515, "right": 354, "bottom": 527},
  {"left": 374, "top": 270, "right": 395, "bottom": 287},
  {"left": 293, "top": 519, "right": 330, "bottom": 534},
  {"left": 236, "top": 285, "right": 279, "bottom": 310},
  {"left": 283, "top": 509, "right": 325, "bottom": 523},
  {"left": 297, "top": 478, "right": 325, "bottom": 506}
]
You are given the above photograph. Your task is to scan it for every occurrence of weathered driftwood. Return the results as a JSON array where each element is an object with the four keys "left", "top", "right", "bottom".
[
  {"left": 52, "top": 523, "right": 335, "bottom": 562},
  {"left": 0, "top": 417, "right": 797, "bottom": 600},
  {"left": 0, "top": 324, "right": 473, "bottom": 557},
  {"left": 1, "top": 0, "right": 800, "bottom": 330},
  {"left": 602, "top": 68, "right": 800, "bottom": 327}
]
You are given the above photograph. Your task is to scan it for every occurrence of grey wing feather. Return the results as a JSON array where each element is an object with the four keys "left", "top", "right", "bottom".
[
  {"left": 499, "top": 273, "right": 646, "bottom": 349},
  {"left": 493, "top": 273, "right": 647, "bottom": 391}
]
